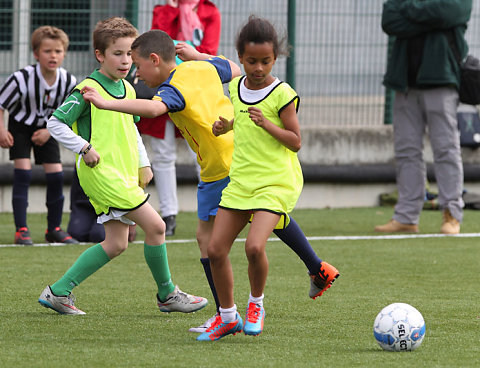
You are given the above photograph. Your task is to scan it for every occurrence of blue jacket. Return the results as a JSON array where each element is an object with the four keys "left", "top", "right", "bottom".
[{"left": 382, "top": 0, "right": 472, "bottom": 92}]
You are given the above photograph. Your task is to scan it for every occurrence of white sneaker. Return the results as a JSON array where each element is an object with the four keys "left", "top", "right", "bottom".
[
  {"left": 157, "top": 285, "right": 208, "bottom": 313},
  {"left": 189, "top": 313, "right": 218, "bottom": 333},
  {"left": 38, "top": 286, "right": 86, "bottom": 315}
]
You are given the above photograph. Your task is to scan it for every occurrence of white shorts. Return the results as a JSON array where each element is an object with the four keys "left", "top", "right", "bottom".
[{"left": 97, "top": 209, "right": 135, "bottom": 226}]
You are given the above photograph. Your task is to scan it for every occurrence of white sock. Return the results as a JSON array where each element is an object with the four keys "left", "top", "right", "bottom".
[
  {"left": 248, "top": 293, "right": 264, "bottom": 307},
  {"left": 219, "top": 304, "right": 237, "bottom": 323}
]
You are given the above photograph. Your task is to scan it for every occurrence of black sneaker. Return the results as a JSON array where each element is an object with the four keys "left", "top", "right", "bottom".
[
  {"left": 45, "top": 227, "right": 79, "bottom": 244},
  {"left": 15, "top": 227, "right": 33, "bottom": 245},
  {"left": 164, "top": 215, "right": 176, "bottom": 236}
]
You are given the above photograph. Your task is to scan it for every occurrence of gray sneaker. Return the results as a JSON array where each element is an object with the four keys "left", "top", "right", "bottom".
[
  {"left": 189, "top": 313, "right": 218, "bottom": 333},
  {"left": 157, "top": 285, "right": 207, "bottom": 313},
  {"left": 38, "top": 286, "right": 86, "bottom": 315}
]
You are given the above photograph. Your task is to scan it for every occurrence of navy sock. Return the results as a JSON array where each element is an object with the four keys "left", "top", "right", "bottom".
[
  {"left": 45, "top": 172, "right": 64, "bottom": 231},
  {"left": 273, "top": 216, "right": 322, "bottom": 275},
  {"left": 200, "top": 258, "right": 220, "bottom": 312},
  {"left": 12, "top": 169, "right": 32, "bottom": 229}
]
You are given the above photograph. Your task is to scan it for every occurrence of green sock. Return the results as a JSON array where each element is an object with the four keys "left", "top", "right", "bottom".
[
  {"left": 144, "top": 243, "right": 175, "bottom": 301},
  {"left": 50, "top": 243, "right": 110, "bottom": 296}
]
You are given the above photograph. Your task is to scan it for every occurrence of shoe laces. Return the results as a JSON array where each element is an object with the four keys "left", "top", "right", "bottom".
[
  {"left": 64, "top": 293, "right": 77, "bottom": 307},
  {"left": 168, "top": 289, "right": 192, "bottom": 304},
  {"left": 206, "top": 314, "right": 223, "bottom": 332},
  {"left": 246, "top": 303, "right": 262, "bottom": 323},
  {"left": 204, "top": 314, "right": 218, "bottom": 327}
]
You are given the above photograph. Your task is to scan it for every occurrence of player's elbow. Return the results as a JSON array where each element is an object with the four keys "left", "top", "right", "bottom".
[
  {"left": 143, "top": 103, "right": 167, "bottom": 118},
  {"left": 291, "top": 141, "right": 301, "bottom": 152}
]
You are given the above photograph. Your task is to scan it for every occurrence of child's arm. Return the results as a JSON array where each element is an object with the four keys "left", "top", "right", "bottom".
[
  {"left": 175, "top": 42, "right": 241, "bottom": 79},
  {"left": 134, "top": 125, "right": 153, "bottom": 189},
  {"left": 0, "top": 109, "right": 14, "bottom": 148},
  {"left": 212, "top": 116, "right": 233, "bottom": 136},
  {"left": 248, "top": 103, "right": 301, "bottom": 152},
  {"left": 81, "top": 86, "right": 169, "bottom": 118},
  {"left": 47, "top": 116, "right": 100, "bottom": 168}
]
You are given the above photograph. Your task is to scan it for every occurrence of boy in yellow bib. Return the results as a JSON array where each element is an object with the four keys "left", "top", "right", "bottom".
[
  {"left": 81, "top": 29, "right": 339, "bottom": 334},
  {"left": 38, "top": 17, "right": 207, "bottom": 315}
]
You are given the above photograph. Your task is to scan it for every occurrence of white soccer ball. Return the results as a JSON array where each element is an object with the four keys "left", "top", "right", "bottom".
[{"left": 373, "top": 303, "right": 426, "bottom": 352}]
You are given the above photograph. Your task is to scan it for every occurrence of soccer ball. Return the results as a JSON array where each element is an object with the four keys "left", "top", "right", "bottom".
[{"left": 373, "top": 303, "right": 426, "bottom": 352}]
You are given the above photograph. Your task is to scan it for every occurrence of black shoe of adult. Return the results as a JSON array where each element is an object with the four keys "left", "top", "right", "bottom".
[
  {"left": 164, "top": 215, "right": 176, "bottom": 236},
  {"left": 45, "top": 227, "right": 79, "bottom": 244}
]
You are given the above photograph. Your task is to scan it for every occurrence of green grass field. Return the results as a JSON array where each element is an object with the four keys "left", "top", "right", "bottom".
[{"left": 1, "top": 208, "right": 479, "bottom": 367}]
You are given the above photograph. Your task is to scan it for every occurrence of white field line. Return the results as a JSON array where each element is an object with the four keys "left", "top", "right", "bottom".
[{"left": 2, "top": 232, "right": 480, "bottom": 248}]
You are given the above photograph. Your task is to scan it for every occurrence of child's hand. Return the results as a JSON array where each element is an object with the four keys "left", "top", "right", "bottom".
[
  {"left": 31, "top": 128, "right": 50, "bottom": 146},
  {"left": 82, "top": 144, "right": 100, "bottom": 168},
  {"left": 175, "top": 42, "right": 200, "bottom": 62},
  {"left": 248, "top": 107, "right": 266, "bottom": 127},
  {"left": 212, "top": 116, "right": 233, "bottom": 136},
  {"left": 81, "top": 86, "right": 107, "bottom": 109},
  {"left": 0, "top": 129, "right": 13, "bottom": 148},
  {"left": 138, "top": 166, "right": 153, "bottom": 189}
]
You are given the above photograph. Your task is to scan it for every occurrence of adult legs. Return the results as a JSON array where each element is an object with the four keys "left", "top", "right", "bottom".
[
  {"left": 425, "top": 87, "right": 464, "bottom": 223},
  {"left": 392, "top": 90, "right": 427, "bottom": 225}
]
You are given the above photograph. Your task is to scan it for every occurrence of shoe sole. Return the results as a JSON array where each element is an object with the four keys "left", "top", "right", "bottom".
[
  {"left": 159, "top": 301, "right": 207, "bottom": 314},
  {"left": 38, "top": 296, "right": 86, "bottom": 315},
  {"left": 189, "top": 327, "right": 207, "bottom": 333},
  {"left": 244, "top": 328, "right": 263, "bottom": 336},
  {"left": 38, "top": 299, "right": 67, "bottom": 315}
]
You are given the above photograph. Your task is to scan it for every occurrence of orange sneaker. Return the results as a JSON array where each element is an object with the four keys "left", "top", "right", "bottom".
[
  {"left": 309, "top": 261, "right": 340, "bottom": 299},
  {"left": 374, "top": 219, "right": 419, "bottom": 233}
]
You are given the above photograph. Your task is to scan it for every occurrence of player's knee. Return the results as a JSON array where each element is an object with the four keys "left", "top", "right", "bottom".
[
  {"left": 207, "top": 241, "right": 226, "bottom": 263},
  {"left": 245, "top": 241, "right": 265, "bottom": 261},
  {"left": 144, "top": 218, "right": 166, "bottom": 239},
  {"left": 105, "top": 239, "right": 129, "bottom": 258}
]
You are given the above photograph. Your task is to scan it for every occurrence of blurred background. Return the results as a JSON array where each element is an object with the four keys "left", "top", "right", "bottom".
[{"left": 1, "top": 0, "right": 480, "bottom": 211}]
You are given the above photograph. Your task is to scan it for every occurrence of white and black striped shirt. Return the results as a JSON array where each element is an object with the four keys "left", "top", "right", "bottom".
[{"left": 0, "top": 64, "right": 76, "bottom": 127}]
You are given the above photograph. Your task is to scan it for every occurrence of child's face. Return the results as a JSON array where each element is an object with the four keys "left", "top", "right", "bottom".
[
  {"left": 238, "top": 42, "right": 276, "bottom": 90},
  {"left": 131, "top": 50, "right": 164, "bottom": 88},
  {"left": 34, "top": 38, "right": 66, "bottom": 75},
  {"left": 96, "top": 37, "right": 136, "bottom": 82}
]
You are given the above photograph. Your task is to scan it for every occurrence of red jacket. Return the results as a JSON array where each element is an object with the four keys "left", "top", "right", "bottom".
[
  {"left": 151, "top": 0, "right": 221, "bottom": 55},
  {"left": 138, "top": 0, "right": 221, "bottom": 138}
]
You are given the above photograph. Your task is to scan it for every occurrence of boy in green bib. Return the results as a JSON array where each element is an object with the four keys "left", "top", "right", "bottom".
[{"left": 38, "top": 17, "right": 207, "bottom": 315}]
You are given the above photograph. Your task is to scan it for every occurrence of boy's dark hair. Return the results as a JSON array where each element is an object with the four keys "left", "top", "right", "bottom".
[
  {"left": 131, "top": 30, "right": 176, "bottom": 63},
  {"left": 31, "top": 26, "right": 69, "bottom": 52},
  {"left": 93, "top": 17, "right": 138, "bottom": 56},
  {"left": 236, "top": 15, "right": 289, "bottom": 58}
]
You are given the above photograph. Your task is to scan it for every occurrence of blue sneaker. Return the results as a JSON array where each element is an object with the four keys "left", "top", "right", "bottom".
[
  {"left": 243, "top": 302, "right": 265, "bottom": 336},
  {"left": 196, "top": 313, "right": 243, "bottom": 341}
]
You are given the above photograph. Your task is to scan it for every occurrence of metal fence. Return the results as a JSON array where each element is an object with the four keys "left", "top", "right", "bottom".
[{"left": 2, "top": 0, "right": 480, "bottom": 128}]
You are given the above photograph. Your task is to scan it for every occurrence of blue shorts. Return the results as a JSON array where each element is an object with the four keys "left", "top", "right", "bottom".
[{"left": 197, "top": 176, "right": 230, "bottom": 221}]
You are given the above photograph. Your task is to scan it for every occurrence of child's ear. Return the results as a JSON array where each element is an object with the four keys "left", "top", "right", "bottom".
[
  {"left": 33, "top": 50, "right": 39, "bottom": 61},
  {"left": 150, "top": 53, "right": 161, "bottom": 65},
  {"left": 94, "top": 49, "right": 104, "bottom": 63}
]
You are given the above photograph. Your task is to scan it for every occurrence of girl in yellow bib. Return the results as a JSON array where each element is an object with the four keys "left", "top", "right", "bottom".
[{"left": 197, "top": 16, "right": 339, "bottom": 341}]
